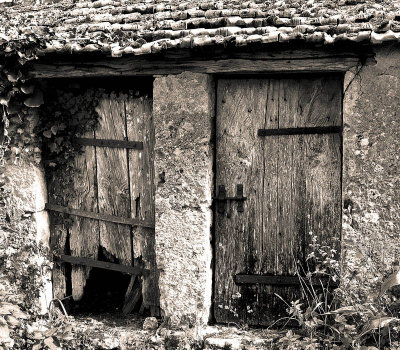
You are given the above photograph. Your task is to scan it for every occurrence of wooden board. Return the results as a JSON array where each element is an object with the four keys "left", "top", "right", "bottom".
[
  {"left": 31, "top": 49, "right": 362, "bottom": 78},
  {"left": 214, "top": 76, "right": 342, "bottom": 326},
  {"left": 125, "top": 93, "right": 159, "bottom": 310},
  {"left": 69, "top": 129, "right": 99, "bottom": 301},
  {"left": 95, "top": 92, "right": 132, "bottom": 265},
  {"left": 48, "top": 170, "right": 69, "bottom": 300}
]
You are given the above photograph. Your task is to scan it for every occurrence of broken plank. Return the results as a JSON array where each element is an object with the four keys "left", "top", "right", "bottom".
[
  {"left": 69, "top": 129, "right": 99, "bottom": 301},
  {"left": 125, "top": 92, "right": 160, "bottom": 310},
  {"left": 96, "top": 92, "right": 132, "bottom": 265},
  {"left": 122, "top": 276, "right": 142, "bottom": 315}
]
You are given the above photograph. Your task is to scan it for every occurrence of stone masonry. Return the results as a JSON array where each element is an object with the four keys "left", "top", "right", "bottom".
[{"left": 153, "top": 72, "right": 215, "bottom": 327}]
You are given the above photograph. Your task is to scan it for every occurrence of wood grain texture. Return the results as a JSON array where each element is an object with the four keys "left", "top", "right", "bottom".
[
  {"left": 69, "top": 130, "right": 99, "bottom": 301},
  {"left": 48, "top": 173, "right": 69, "bottom": 300},
  {"left": 214, "top": 76, "right": 342, "bottom": 326},
  {"left": 95, "top": 93, "right": 132, "bottom": 265},
  {"left": 31, "top": 52, "right": 361, "bottom": 78},
  {"left": 125, "top": 93, "right": 159, "bottom": 309}
]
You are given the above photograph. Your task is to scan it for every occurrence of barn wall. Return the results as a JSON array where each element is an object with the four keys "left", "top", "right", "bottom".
[
  {"left": 153, "top": 72, "right": 214, "bottom": 327},
  {"left": 342, "top": 44, "right": 400, "bottom": 300}
]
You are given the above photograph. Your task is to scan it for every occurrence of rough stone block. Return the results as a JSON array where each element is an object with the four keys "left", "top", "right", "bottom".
[{"left": 153, "top": 72, "right": 214, "bottom": 327}]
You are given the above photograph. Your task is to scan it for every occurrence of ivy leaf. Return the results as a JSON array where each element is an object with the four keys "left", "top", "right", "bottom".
[
  {"left": 6, "top": 73, "right": 19, "bottom": 83},
  {"left": 43, "top": 336, "right": 61, "bottom": 350},
  {"left": 43, "top": 130, "right": 52, "bottom": 138},
  {"left": 0, "top": 95, "right": 10, "bottom": 106},
  {"left": 51, "top": 125, "right": 58, "bottom": 135},
  {"left": 20, "top": 84, "right": 35, "bottom": 94},
  {"left": 380, "top": 270, "right": 400, "bottom": 296},
  {"left": 359, "top": 317, "right": 399, "bottom": 338},
  {"left": 24, "top": 89, "right": 44, "bottom": 108}
]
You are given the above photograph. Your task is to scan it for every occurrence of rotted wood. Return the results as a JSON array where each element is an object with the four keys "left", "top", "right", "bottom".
[
  {"left": 31, "top": 50, "right": 362, "bottom": 78},
  {"left": 126, "top": 92, "right": 160, "bottom": 311},
  {"left": 95, "top": 93, "right": 133, "bottom": 265},
  {"left": 235, "top": 275, "right": 338, "bottom": 287},
  {"left": 69, "top": 129, "right": 99, "bottom": 301},
  {"left": 74, "top": 137, "right": 143, "bottom": 150},
  {"left": 57, "top": 255, "right": 149, "bottom": 275},
  {"left": 214, "top": 75, "right": 342, "bottom": 326},
  {"left": 47, "top": 171, "right": 69, "bottom": 300},
  {"left": 45, "top": 203, "right": 154, "bottom": 228},
  {"left": 122, "top": 275, "right": 142, "bottom": 315}
]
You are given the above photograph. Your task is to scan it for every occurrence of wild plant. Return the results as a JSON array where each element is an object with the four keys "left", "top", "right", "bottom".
[{"left": 274, "top": 232, "right": 400, "bottom": 350}]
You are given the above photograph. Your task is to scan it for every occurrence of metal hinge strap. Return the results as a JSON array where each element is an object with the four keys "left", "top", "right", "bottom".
[
  {"left": 258, "top": 126, "right": 342, "bottom": 137},
  {"left": 45, "top": 203, "right": 154, "bottom": 228},
  {"left": 74, "top": 138, "right": 143, "bottom": 150},
  {"left": 56, "top": 254, "right": 149, "bottom": 276}
]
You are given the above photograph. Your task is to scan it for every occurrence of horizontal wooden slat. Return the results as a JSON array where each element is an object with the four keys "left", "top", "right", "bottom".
[
  {"left": 31, "top": 51, "right": 362, "bottom": 78},
  {"left": 74, "top": 138, "right": 143, "bottom": 150},
  {"left": 57, "top": 255, "right": 149, "bottom": 276},
  {"left": 235, "top": 274, "right": 337, "bottom": 287},
  {"left": 258, "top": 126, "right": 342, "bottom": 136},
  {"left": 45, "top": 203, "right": 154, "bottom": 228}
]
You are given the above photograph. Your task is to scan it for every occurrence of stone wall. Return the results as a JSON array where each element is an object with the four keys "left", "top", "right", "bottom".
[
  {"left": 342, "top": 44, "right": 400, "bottom": 300},
  {"left": 0, "top": 109, "right": 52, "bottom": 317},
  {"left": 153, "top": 72, "right": 214, "bottom": 327}
]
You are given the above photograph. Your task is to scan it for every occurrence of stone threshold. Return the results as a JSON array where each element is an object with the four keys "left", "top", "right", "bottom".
[{"left": 61, "top": 315, "right": 286, "bottom": 349}]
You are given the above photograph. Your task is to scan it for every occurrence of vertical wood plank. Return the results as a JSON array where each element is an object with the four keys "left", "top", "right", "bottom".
[
  {"left": 304, "top": 133, "right": 342, "bottom": 262},
  {"left": 69, "top": 129, "right": 99, "bottom": 301},
  {"left": 125, "top": 92, "right": 159, "bottom": 310},
  {"left": 214, "top": 79, "right": 269, "bottom": 324},
  {"left": 48, "top": 173, "right": 69, "bottom": 300},
  {"left": 95, "top": 92, "right": 132, "bottom": 265}
]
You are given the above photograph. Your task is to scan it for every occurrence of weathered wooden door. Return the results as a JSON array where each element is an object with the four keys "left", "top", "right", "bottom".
[
  {"left": 48, "top": 90, "right": 159, "bottom": 314},
  {"left": 214, "top": 76, "right": 342, "bottom": 326}
]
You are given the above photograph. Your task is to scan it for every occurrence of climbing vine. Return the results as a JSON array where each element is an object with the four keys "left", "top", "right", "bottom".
[{"left": 0, "top": 35, "right": 45, "bottom": 166}]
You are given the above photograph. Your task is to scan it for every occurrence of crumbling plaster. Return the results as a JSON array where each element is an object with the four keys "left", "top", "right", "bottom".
[{"left": 342, "top": 44, "right": 400, "bottom": 299}]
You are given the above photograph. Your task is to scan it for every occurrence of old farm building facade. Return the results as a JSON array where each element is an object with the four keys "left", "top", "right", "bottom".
[{"left": 0, "top": 0, "right": 400, "bottom": 347}]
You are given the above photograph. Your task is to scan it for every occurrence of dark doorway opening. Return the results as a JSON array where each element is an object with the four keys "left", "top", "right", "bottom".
[{"left": 67, "top": 247, "right": 134, "bottom": 315}]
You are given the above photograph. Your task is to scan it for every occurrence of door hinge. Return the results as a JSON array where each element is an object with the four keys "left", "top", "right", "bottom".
[{"left": 213, "top": 184, "right": 247, "bottom": 214}]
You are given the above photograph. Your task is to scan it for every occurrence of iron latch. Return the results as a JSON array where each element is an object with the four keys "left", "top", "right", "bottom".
[{"left": 213, "top": 184, "right": 247, "bottom": 214}]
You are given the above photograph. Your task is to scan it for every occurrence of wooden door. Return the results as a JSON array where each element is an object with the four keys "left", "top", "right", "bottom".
[
  {"left": 48, "top": 89, "right": 159, "bottom": 314},
  {"left": 214, "top": 76, "right": 342, "bottom": 326}
]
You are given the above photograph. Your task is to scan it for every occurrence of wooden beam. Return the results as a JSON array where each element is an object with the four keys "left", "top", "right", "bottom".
[
  {"left": 45, "top": 203, "right": 155, "bottom": 228},
  {"left": 74, "top": 138, "right": 143, "bottom": 150},
  {"left": 31, "top": 51, "right": 362, "bottom": 78},
  {"left": 235, "top": 274, "right": 337, "bottom": 287},
  {"left": 58, "top": 254, "right": 149, "bottom": 276}
]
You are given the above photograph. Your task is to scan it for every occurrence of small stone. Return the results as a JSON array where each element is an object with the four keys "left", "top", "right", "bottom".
[{"left": 143, "top": 317, "right": 159, "bottom": 330}]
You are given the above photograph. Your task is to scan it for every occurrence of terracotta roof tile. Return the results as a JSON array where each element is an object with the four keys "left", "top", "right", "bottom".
[{"left": 1, "top": 0, "right": 400, "bottom": 56}]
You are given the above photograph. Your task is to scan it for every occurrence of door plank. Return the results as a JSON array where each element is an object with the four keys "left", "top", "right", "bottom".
[
  {"left": 48, "top": 172, "right": 69, "bottom": 300},
  {"left": 214, "top": 79, "right": 270, "bottom": 324},
  {"left": 304, "top": 133, "right": 342, "bottom": 263},
  {"left": 95, "top": 93, "right": 132, "bottom": 265},
  {"left": 125, "top": 93, "right": 159, "bottom": 310},
  {"left": 69, "top": 129, "right": 99, "bottom": 301}
]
